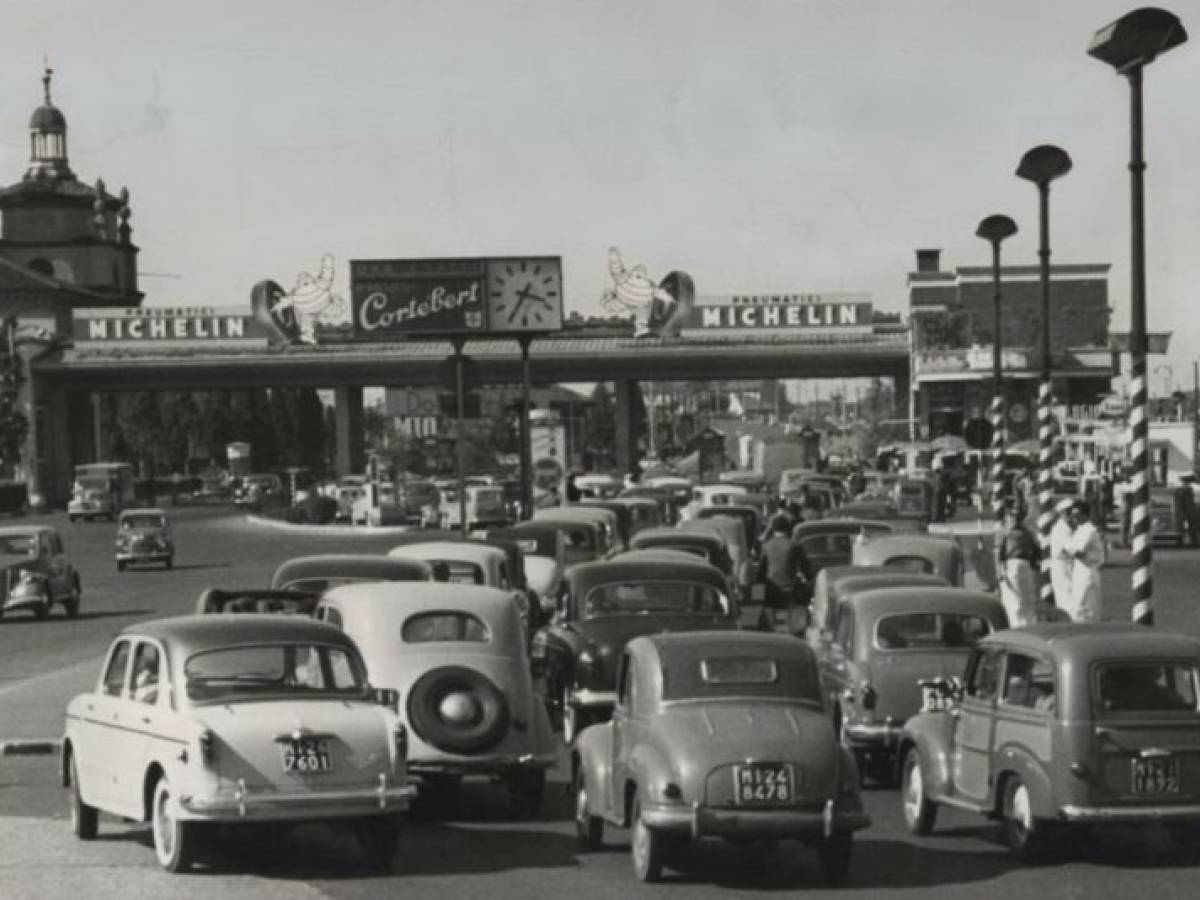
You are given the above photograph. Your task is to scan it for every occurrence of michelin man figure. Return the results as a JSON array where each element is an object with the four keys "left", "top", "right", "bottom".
[
  {"left": 274, "top": 253, "right": 346, "bottom": 344},
  {"left": 602, "top": 247, "right": 675, "bottom": 337}
]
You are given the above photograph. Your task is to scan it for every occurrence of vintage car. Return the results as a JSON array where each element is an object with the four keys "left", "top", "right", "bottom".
[
  {"left": 892, "top": 476, "right": 937, "bottom": 525},
  {"left": 231, "top": 472, "right": 284, "bottom": 507},
  {"left": 315, "top": 582, "right": 555, "bottom": 817},
  {"left": 439, "top": 483, "right": 510, "bottom": 531},
  {"left": 809, "top": 565, "right": 950, "bottom": 639},
  {"left": 334, "top": 474, "right": 368, "bottom": 522},
  {"left": 1143, "top": 485, "right": 1200, "bottom": 548},
  {"left": 577, "top": 499, "right": 634, "bottom": 548},
  {"left": 269, "top": 554, "right": 432, "bottom": 593},
  {"left": 680, "top": 484, "right": 749, "bottom": 521},
  {"left": 0, "top": 524, "right": 82, "bottom": 619},
  {"left": 817, "top": 585, "right": 1008, "bottom": 782},
  {"left": 629, "top": 526, "right": 736, "bottom": 587},
  {"left": 195, "top": 587, "right": 318, "bottom": 615},
  {"left": 494, "top": 522, "right": 568, "bottom": 620},
  {"left": 534, "top": 507, "right": 618, "bottom": 558},
  {"left": 573, "top": 632, "right": 869, "bottom": 884},
  {"left": 717, "top": 470, "right": 769, "bottom": 493},
  {"left": 851, "top": 533, "right": 965, "bottom": 585},
  {"left": 792, "top": 519, "right": 895, "bottom": 575},
  {"left": 387, "top": 540, "right": 532, "bottom": 634},
  {"left": 115, "top": 507, "right": 174, "bottom": 571},
  {"left": 532, "top": 554, "right": 740, "bottom": 742},
  {"left": 62, "top": 615, "right": 413, "bottom": 872},
  {"left": 525, "top": 513, "right": 608, "bottom": 566},
  {"left": 641, "top": 475, "right": 694, "bottom": 512},
  {"left": 899, "top": 624, "right": 1200, "bottom": 860}
]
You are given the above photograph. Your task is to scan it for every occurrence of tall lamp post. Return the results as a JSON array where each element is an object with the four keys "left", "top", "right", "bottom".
[
  {"left": 1016, "top": 144, "right": 1072, "bottom": 608},
  {"left": 1088, "top": 7, "right": 1188, "bottom": 626},
  {"left": 976, "top": 214, "right": 1019, "bottom": 522}
]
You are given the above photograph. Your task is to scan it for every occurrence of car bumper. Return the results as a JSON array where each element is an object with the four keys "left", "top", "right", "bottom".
[
  {"left": 409, "top": 751, "right": 557, "bottom": 776},
  {"left": 642, "top": 798, "right": 870, "bottom": 839},
  {"left": 841, "top": 719, "right": 903, "bottom": 749},
  {"left": 179, "top": 777, "right": 416, "bottom": 821},
  {"left": 116, "top": 551, "right": 171, "bottom": 563},
  {"left": 1059, "top": 802, "right": 1200, "bottom": 824},
  {"left": 569, "top": 688, "right": 616, "bottom": 709}
]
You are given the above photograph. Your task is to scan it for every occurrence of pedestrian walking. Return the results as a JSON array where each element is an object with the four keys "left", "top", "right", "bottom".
[
  {"left": 1049, "top": 498, "right": 1075, "bottom": 616},
  {"left": 996, "top": 501, "right": 1039, "bottom": 627},
  {"left": 1066, "top": 499, "right": 1105, "bottom": 622},
  {"left": 755, "top": 515, "right": 814, "bottom": 633}
]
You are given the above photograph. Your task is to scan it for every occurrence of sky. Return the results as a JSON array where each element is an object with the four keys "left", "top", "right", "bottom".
[{"left": 1, "top": 0, "right": 1198, "bottom": 390}]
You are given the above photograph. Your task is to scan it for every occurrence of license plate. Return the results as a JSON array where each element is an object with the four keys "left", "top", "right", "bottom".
[
  {"left": 280, "top": 738, "right": 332, "bottom": 774},
  {"left": 922, "top": 683, "right": 951, "bottom": 712},
  {"left": 1132, "top": 757, "right": 1179, "bottom": 795},
  {"left": 733, "top": 764, "right": 794, "bottom": 805}
]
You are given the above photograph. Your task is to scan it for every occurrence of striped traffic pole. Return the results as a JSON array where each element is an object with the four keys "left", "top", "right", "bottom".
[
  {"left": 1129, "top": 362, "right": 1153, "bottom": 624},
  {"left": 976, "top": 215, "right": 1017, "bottom": 524},
  {"left": 990, "top": 393, "right": 1005, "bottom": 521},
  {"left": 1035, "top": 377, "right": 1055, "bottom": 604}
]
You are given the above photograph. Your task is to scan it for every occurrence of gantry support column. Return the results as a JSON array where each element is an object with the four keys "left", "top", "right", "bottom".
[
  {"left": 613, "top": 378, "right": 639, "bottom": 477},
  {"left": 333, "top": 384, "right": 364, "bottom": 477}
]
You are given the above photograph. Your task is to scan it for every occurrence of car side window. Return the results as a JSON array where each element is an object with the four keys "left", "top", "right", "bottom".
[
  {"left": 615, "top": 652, "right": 631, "bottom": 709},
  {"left": 1002, "top": 652, "right": 1055, "bottom": 713},
  {"left": 129, "top": 641, "right": 162, "bottom": 705},
  {"left": 833, "top": 605, "right": 853, "bottom": 652},
  {"left": 965, "top": 650, "right": 1002, "bottom": 702},
  {"left": 319, "top": 606, "right": 344, "bottom": 629},
  {"left": 50, "top": 533, "right": 63, "bottom": 555},
  {"left": 102, "top": 640, "right": 131, "bottom": 697},
  {"left": 498, "top": 562, "right": 510, "bottom": 591}
]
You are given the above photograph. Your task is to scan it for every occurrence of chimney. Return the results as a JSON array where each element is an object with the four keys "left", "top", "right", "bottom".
[{"left": 915, "top": 249, "right": 942, "bottom": 273}]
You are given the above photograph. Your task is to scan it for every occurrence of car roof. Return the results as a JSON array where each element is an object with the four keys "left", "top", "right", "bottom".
[
  {"left": 387, "top": 541, "right": 503, "bottom": 564},
  {"left": 125, "top": 614, "right": 357, "bottom": 656},
  {"left": 270, "top": 554, "right": 432, "bottom": 586},
  {"left": 632, "top": 527, "right": 724, "bottom": 548},
  {"left": 120, "top": 507, "right": 166, "bottom": 517},
  {"left": 567, "top": 555, "right": 729, "bottom": 590},
  {"left": 636, "top": 629, "right": 814, "bottom": 664},
  {"left": 793, "top": 519, "right": 892, "bottom": 537},
  {"left": 321, "top": 582, "right": 521, "bottom": 648},
  {"left": 843, "top": 585, "right": 1004, "bottom": 618},
  {"left": 855, "top": 533, "right": 958, "bottom": 556},
  {"left": 0, "top": 524, "right": 55, "bottom": 537},
  {"left": 982, "top": 623, "right": 1200, "bottom": 661}
]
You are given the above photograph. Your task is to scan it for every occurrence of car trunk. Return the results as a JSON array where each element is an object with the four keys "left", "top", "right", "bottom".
[
  {"left": 867, "top": 649, "right": 971, "bottom": 725},
  {"left": 195, "top": 700, "right": 391, "bottom": 790},
  {"left": 573, "top": 615, "right": 733, "bottom": 686},
  {"left": 1090, "top": 716, "right": 1200, "bottom": 807}
]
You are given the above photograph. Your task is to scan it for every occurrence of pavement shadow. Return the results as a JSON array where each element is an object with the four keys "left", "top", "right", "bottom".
[
  {"left": 410, "top": 775, "right": 572, "bottom": 824},
  {"left": 0, "top": 608, "right": 152, "bottom": 626},
  {"left": 122, "top": 563, "right": 230, "bottom": 572}
]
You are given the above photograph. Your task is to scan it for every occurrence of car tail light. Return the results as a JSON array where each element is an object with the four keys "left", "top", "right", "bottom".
[
  {"left": 198, "top": 729, "right": 215, "bottom": 765},
  {"left": 860, "top": 683, "right": 877, "bottom": 711},
  {"left": 663, "top": 782, "right": 683, "bottom": 801},
  {"left": 394, "top": 722, "right": 408, "bottom": 763}
]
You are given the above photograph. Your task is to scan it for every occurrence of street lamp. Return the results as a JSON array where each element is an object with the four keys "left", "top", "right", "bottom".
[
  {"left": 1089, "top": 7, "right": 1188, "bottom": 626},
  {"left": 975, "top": 214, "right": 1018, "bottom": 522},
  {"left": 1016, "top": 144, "right": 1072, "bottom": 608}
]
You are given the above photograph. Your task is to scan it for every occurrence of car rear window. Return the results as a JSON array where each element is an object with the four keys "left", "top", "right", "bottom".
[
  {"left": 873, "top": 613, "right": 992, "bottom": 650},
  {"left": 431, "top": 561, "right": 484, "bottom": 585},
  {"left": 883, "top": 555, "right": 936, "bottom": 575},
  {"left": 1096, "top": 662, "right": 1200, "bottom": 713},
  {"left": 584, "top": 580, "right": 729, "bottom": 618},
  {"left": 663, "top": 653, "right": 821, "bottom": 704},
  {"left": 185, "top": 643, "right": 365, "bottom": 704},
  {"left": 0, "top": 534, "right": 37, "bottom": 556},
  {"left": 402, "top": 611, "right": 490, "bottom": 644}
]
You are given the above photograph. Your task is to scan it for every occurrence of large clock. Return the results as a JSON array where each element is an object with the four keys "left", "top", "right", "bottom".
[{"left": 485, "top": 258, "right": 563, "bottom": 332}]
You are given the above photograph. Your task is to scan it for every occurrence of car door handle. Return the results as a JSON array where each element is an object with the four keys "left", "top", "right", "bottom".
[{"left": 141, "top": 716, "right": 152, "bottom": 725}]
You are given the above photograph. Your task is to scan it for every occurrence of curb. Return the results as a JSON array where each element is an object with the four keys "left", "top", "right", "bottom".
[
  {"left": 243, "top": 515, "right": 419, "bottom": 536},
  {"left": 1, "top": 739, "right": 61, "bottom": 756}
]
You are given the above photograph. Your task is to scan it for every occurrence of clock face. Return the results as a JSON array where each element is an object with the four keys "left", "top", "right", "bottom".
[{"left": 486, "top": 258, "right": 563, "bottom": 332}]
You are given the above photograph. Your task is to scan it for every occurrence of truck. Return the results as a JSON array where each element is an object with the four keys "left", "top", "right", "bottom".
[{"left": 68, "top": 462, "right": 135, "bottom": 522}]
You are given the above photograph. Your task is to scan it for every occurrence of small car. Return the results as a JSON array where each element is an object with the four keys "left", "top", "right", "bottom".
[
  {"left": 809, "top": 565, "right": 950, "bottom": 640},
  {"left": 525, "top": 513, "right": 608, "bottom": 566},
  {"left": 696, "top": 504, "right": 762, "bottom": 553},
  {"left": 232, "top": 473, "right": 284, "bottom": 507},
  {"left": 334, "top": 475, "right": 368, "bottom": 522},
  {"left": 817, "top": 585, "right": 1008, "bottom": 782},
  {"left": 851, "top": 533, "right": 965, "bottom": 586},
  {"left": 899, "top": 624, "right": 1200, "bottom": 860},
  {"left": 680, "top": 484, "right": 748, "bottom": 521},
  {"left": 573, "top": 631, "right": 869, "bottom": 884},
  {"left": 62, "top": 615, "right": 414, "bottom": 872},
  {"left": 115, "top": 508, "right": 174, "bottom": 571},
  {"left": 792, "top": 519, "right": 895, "bottom": 576},
  {"left": 641, "top": 475, "right": 694, "bottom": 512},
  {"left": 893, "top": 476, "right": 936, "bottom": 525},
  {"left": 269, "top": 554, "right": 432, "bottom": 593},
  {"left": 315, "top": 582, "right": 556, "bottom": 817},
  {"left": 439, "top": 483, "right": 510, "bottom": 530},
  {"left": 532, "top": 554, "right": 740, "bottom": 742},
  {"left": 628, "top": 526, "right": 736, "bottom": 587},
  {"left": 0, "top": 525, "right": 82, "bottom": 619}
]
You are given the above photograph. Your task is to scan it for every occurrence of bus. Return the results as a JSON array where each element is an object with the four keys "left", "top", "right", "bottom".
[{"left": 68, "top": 462, "right": 136, "bottom": 521}]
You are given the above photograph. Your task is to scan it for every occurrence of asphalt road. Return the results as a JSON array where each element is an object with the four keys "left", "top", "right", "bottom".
[{"left": 2, "top": 507, "right": 1200, "bottom": 900}]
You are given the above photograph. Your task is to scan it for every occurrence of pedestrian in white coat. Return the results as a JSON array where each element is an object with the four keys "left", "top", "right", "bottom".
[
  {"left": 1066, "top": 499, "right": 1105, "bottom": 621},
  {"left": 1049, "top": 498, "right": 1076, "bottom": 617}
]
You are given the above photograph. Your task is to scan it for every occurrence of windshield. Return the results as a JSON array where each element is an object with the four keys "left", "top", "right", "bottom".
[
  {"left": 583, "top": 580, "right": 729, "bottom": 618},
  {"left": 662, "top": 653, "right": 822, "bottom": 704},
  {"left": 1096, "top": 662, "right": 1200, "bottom": 713},
  {"left": 78, "top": 477, "right": 110, "bottom": 491},
  {"left": 185, "top": 643, "right": 366, "bottom": 704},
  {"left": 873, "top": 612, "right": 992, "bottom": 650},
  {"left": 121, "top": 514, "right": 164, "bottom": 530},
  {"left": 0, "top": 534, "right": 37, "bottom": 556}
]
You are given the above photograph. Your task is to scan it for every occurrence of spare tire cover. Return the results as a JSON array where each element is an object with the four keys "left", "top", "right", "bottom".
[{"left": 406, "top": 665, "right": 511, "bottom": 754}]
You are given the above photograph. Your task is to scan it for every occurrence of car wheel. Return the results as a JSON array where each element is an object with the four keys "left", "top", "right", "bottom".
[
  {"left": 1002, "top": 776, "right": 1045, "bottom": 861},
  {"left": 356, "top": 815, "right": 402, "bottom": 874},
  {"left": 151, "top": 776, "right": 197, "bottom": 873},
  {"left": 166, "top": 557, "right": 174, "bottom": 570},
  {"left": 507, "top": 768, "right": 545, "bottom": 819},
  {"left": 68, "top": 755, "right": 97, "bottom": 840},
  {"left": 64, "top": 580, "right": 81, "bottom": 619},
  {"left": 816, "top": 830, "right": 853, "bottom": 885},
  {"left": 901, "top": 749, "right": 937, "bottom": 836},
  {"left": 574, "top": 767, "right": 604, "bottom": 849},
  {"left": 630, "top": 792, "right": 667, "bottom": 883},
  {"left": 117, "top": 560, "right": 126, "bottom": 572}
]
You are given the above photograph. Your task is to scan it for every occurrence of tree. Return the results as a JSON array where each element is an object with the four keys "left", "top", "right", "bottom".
[{"left": 0, "top": 319, "right": 27, "bottom": 475}]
